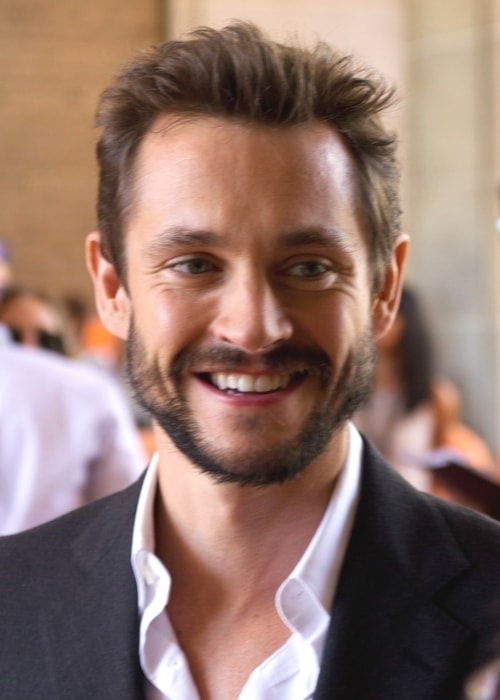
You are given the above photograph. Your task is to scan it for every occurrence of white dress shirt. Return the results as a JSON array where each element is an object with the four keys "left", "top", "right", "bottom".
[
  {"left": 131, "top": 423, "right": 362, "bottom": 699},
  {"left": 0, "top": 345, "right": 145, "bottom": 534}
]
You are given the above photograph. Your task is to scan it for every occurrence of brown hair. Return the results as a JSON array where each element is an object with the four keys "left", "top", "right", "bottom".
[{"left": 95, "top": 22, "right": 401, "bottom": 286}]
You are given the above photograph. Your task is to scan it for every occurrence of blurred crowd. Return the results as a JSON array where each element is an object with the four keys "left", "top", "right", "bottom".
[
  {"left": 354, "top": 285, "right": 500, "bottom": 519},
  {"left": 1, "top": 239, "right": 499, "bottom": 534},
  {"left": 0, "top": 240, "right": 152, "bottom": 535}
]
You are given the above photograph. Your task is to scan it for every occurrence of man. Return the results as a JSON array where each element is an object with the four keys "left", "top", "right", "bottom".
[
  {"left": 0, "top": 22, "right": 499, "bottom": 700},
  {"left": 0, "top": 343, "right": 145, "bottom": 534}
]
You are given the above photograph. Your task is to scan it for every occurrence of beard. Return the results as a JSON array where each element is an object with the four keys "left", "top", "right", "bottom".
[{"left": 126, "top": 318, "right": 375, "bottom": 486}]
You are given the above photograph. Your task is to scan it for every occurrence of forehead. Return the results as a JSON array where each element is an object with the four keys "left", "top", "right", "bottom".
[
  {"left": 128, "top": 114, "right": 364, "bottom": 247},
  {"left": 136, "top": 113, "right": 356, "bottom": 187}
]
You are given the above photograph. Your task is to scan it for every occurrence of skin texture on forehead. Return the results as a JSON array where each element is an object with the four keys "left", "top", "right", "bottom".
[{"left": 126, "top": 114, "right": 366, "bottom": 259}]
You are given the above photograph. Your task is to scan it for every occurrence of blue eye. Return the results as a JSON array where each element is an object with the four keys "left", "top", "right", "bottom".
[
  {"left": 278, "top": 257, "right": 340, "bottom": 291},
  {"left": 288, "top": 261, "right": 329, "bottom": 277},
  {"left": 170, "top": 258, "right": 217, "bottom": 275}
]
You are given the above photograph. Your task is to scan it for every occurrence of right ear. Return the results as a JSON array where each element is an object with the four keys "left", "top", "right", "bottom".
[{"left": 85, "top": 232, "right": 130, "bottom": 341}]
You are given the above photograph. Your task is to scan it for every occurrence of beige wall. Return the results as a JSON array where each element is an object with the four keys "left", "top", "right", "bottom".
[
  {"left": 165, "top": 0, "right": 405, "bottom": 140},
  {"left": 405, "top": 0, "right": 499, "bottom": 447},
  {"left": 166, "top": 0, "right": 403, "bottom": 77},
  {"left": 0, "top": 0, "right": 161, "bottom": 307}
]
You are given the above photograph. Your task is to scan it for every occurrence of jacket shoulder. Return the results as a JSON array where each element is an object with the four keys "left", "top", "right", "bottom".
[{"left": 0, "top": 477, "right": 143, "bottom": 588}]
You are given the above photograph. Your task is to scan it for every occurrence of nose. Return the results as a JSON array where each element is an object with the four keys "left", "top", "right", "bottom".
[{"left": 210, "top": 273, "right": 293, "bottom": 353}]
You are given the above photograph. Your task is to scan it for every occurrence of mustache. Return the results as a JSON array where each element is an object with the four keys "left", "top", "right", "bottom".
[{"left": 170, "top": 344, "right": 332, "bottom": 379}]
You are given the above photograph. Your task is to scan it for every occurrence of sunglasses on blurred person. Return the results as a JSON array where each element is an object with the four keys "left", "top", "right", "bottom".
[{"left": 6, "top": 325, "right": 67, "bottom": 355}]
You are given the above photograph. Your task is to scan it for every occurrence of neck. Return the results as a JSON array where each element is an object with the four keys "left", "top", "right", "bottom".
[{"left": 153, "top": 425, "right": 348, "bottom": 604}]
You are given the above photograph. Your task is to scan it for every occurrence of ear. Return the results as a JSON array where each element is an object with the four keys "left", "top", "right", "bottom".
[
  {"left": 85, "top": 232, "right": 130, "bottom": 341},
  {"left": 372, "top": 233, "right": 409, "bottom": 340}
]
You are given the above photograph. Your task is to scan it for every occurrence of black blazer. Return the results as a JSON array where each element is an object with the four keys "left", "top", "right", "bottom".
[{"left": 0, "top": 440, "right": 499, "bottom": 699}]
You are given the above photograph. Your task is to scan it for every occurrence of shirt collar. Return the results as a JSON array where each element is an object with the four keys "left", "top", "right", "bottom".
[
  {"left": 131, "top": 452, "right": 162, "bottom": 612},
  {"left": 276, "top": 422, "right": 362, "bottom": 648},
  {"left": 131, "top": 423, "right": 362, "bottom": 629}
]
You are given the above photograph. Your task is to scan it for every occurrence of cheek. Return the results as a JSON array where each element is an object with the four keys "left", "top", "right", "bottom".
[
  {"left": 296, "top": 297, "right": 366, "bottom": 352},
  {"left": 132, "top": 288, "right": 208, "bottom": 355}
]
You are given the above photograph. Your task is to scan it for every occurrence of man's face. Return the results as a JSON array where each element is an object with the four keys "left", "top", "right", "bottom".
[{"left": 115, "top": 117, "right": 394, "bottom": 485}]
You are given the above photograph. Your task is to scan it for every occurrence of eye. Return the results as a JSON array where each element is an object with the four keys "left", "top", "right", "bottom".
[
  {"left": 287, "top": 261, "right": 330, "bottom": 278},
  {"left": 167, "top": 256, "right": 219, "bottom": 275},
  {"left": 279, "top": 257, "right": 340, "bottom": 291}
]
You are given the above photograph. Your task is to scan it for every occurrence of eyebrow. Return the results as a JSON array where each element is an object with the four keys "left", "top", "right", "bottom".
[
  {"left": 280, "top": 227, "right": 349, "bottom": 249},
  {"left": 146, "top": 224, "right": 351, "bottom": 255},
  {"left": 147, "top": 227, "right": 221, "bottom": 256}
]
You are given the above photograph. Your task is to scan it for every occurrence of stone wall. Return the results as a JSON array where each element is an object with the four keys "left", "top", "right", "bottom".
[{"left": 0, "top": 0, "right": 161, "bottom": 307}]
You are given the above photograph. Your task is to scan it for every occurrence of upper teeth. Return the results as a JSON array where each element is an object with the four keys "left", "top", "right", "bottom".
[{"left": 211, "top": 373, "right": 291, "bottom": 393}]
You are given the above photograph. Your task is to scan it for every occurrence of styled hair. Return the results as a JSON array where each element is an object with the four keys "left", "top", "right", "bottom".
[{"left": 95, "top": 21, "right": 401, "bottom": 286}]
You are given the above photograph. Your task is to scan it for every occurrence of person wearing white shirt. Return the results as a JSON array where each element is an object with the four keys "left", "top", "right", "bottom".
[
  {"left": 0, "top": 343, "right": 145, "bottom": 534},
  {"left": 0, "top": 22, "right": 499, "bottom": 700}
]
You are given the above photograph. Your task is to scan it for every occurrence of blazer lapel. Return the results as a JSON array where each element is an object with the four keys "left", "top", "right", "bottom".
[
  {"left": 40, "top": 480, "right": 146, "bottom": 700},
  {"left": 314, "top": 441, "right": 474, "bottom": 700}
]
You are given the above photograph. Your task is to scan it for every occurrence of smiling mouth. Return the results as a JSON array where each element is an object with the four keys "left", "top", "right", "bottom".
[{"left": 199, "top": 370, "right": 308, "bottom": 394}]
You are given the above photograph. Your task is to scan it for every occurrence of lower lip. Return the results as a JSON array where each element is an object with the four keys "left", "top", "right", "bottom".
[{"left": 195, "top": 375, "right": 305, "bottom": 407}]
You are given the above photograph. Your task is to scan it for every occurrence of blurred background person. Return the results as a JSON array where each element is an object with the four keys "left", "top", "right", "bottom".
[
  {"left": 0, "top": 285, "right": 69, "bottom": 355},
  {"left": 0, "top": 342, "right": 146, "bottom": 534},
  {"left": 428, "top": 460, "right": 500, "bottom": 521},
  {"left": 60, "top": 294, "right": 91, "bottom": 359},
  {"left": 0, "top": 284, "right": 154, "bottom": 453},
  {"left": 0, "top": 241, "right": 12, "bottom": 299},
  {"left": 354, "top": 286, "right": 497, "bottom": 501}
]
